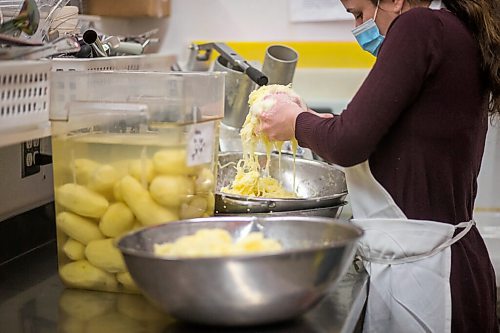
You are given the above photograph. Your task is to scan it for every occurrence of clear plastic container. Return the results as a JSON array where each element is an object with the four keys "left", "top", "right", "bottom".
[{"left": 50, "top": 71, "right": 225, "bottom": 292}]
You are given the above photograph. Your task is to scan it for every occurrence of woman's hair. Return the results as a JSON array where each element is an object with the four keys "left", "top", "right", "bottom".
[
  {"left": 443, "top": 0, "right": 500, "bottom": 115},
  {"left": 372, "top": 0, "right": 500, "bottom": 115}
]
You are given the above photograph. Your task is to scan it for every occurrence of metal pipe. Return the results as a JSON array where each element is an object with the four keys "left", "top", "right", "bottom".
[{"left": 83, "top": 29, "right": 107, "bottom": 57}]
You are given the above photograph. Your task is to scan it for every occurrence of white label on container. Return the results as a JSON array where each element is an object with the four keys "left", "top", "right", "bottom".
[{"left": 187, "top": 122, "right": 215, "bottom": 167}]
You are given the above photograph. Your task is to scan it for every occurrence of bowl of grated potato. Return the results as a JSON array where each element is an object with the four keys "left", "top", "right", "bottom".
[
  {"left": 216, "top": 152, "right": 348, "bottom": 214},
  {"left": 117, "top": 216, "right": 362, "bottom": 326}
]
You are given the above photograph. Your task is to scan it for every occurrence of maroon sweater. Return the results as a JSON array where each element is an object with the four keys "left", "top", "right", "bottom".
[{"left": 296, "top": 8, "right": 498, "bottom": 332}]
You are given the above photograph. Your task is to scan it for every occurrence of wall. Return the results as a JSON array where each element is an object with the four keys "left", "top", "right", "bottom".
[
  {"left": 160, "top": 0, "right": 356, "bottom": 61},
  {"left": 92, "top": 0, "right": 357, "bottom": 63}
]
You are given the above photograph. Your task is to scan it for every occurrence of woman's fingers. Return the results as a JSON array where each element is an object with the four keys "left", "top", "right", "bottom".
[{"left": 257, "top": 95, "right": 304, "bottom": 141}]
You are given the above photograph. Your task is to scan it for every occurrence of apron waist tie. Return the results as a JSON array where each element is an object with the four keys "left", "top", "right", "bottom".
[{"left": 359, "top": 219, "right": 475, "bottom": 265}]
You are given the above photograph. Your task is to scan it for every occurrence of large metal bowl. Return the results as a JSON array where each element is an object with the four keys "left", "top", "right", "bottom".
[
  {"left": 117, "top": 216, "right": 362, "bottom": 326},
  {"left": 216, "top": 152, "right": 347, "bottom": 214}
]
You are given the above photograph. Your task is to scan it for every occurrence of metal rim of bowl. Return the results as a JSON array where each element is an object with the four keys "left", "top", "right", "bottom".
[
  {"left": 215, "top": 191, "right": 347, "bottom": 203},
  {"left": 216, "top": 152, "right": 348, "bottom": 202},
  {"left": 117, "top": 216, "right": 363, "bottom": 261}
]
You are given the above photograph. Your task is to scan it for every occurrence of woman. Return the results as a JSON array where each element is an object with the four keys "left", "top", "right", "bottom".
[{"left": 258, "top": 0, "right": 500, "bottom": 332}]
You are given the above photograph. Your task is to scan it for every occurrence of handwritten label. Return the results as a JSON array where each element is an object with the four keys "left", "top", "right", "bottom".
[{"left": 187, "top": 122, "right": 215, "bottom": 167}]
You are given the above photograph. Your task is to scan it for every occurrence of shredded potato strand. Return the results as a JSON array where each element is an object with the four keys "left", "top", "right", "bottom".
[{"left": 221, "top": 85, "right": 300, "bottom": 198}]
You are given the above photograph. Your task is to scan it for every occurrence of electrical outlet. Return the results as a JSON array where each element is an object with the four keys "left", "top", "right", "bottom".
[{"left": 21, "top": 139, "right": 41, "bottom": 178}]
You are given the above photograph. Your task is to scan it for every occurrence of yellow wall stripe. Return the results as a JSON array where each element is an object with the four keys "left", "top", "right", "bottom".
[{"left": 194, "top": 41, "right": 375, "bottom": 69}]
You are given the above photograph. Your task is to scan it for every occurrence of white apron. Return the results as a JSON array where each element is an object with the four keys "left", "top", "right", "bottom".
[{"left": 345, "top": 161, "right": 474, "bottom": 333}]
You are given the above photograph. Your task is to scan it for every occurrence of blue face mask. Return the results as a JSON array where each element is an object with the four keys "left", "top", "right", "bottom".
[{"left": 352, "top": 2, "right": 384, "bottom": 56}]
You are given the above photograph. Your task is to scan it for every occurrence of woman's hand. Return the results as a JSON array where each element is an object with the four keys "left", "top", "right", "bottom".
[
  {"left": 257, "top": 93, "right": 306, "bottom": 141},
  {"left": 257, "top": 93, "right": 334, "bottom": 141}
]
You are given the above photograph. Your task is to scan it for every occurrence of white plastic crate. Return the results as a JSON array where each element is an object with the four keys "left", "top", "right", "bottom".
[
  {"left": 0, "top": 60, "right": 51, "bottom": 133},
  {"left": 51, "top": 54, "right": 177, "bottom": 72}
]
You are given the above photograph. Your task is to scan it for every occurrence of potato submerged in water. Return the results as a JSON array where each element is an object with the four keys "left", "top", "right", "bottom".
[
  {"left": 149, "top": 175, "right": 194, "bottom": 208},
  {"left": 153, "top": 149, "right": 196, "bottom": 176},
  {"left": 62, "top": 238, "right": 86, "bottom": 261},
  {"left": 195, "top": 167, "right": 215, "bottom": 194},
  {"left": 128, "top": 159, "right": 155, "bottom": 184},
  {"left": 71, "top": 158, "right": 100, "bottom": 185},
  {"left": 57, "top": 212, "right": 104, "bottom": 245},
  {"left": 87, "top": 164, "right": 120, "bottom": 197},
  {"left": 119, "top": 175, "right": 178, "bottom": 226},
  {"left": 56, "top": 183, "right": 109, "bottom": 218},
  {"left": 99, "top": 202, "right": 135, "bottom": 238},
  {"left": 59, "top": 260, "right": 117, "bottom": 290},
  {"left": 85, "top": 239, "right": 126, "bottom": 273},
  {"left": 179, "top": 196, "right": 208, "bottom": 219}
]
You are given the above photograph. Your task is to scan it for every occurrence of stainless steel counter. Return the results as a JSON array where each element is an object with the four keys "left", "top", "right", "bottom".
[{"left": 0, "top": 241, "right": 368, "bottom": 333}]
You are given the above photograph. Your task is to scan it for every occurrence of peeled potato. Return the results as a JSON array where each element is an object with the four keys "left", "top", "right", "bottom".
[
  {"left": 85, "top": 238, "right": 126, "bottom": 273},
  {"left": 57, "top": 212, "right": 104, "bottom": 245},
  {"left": 128, "top": 159, "right": 155, "bottom": 184},
  {"left": 87, "top": 164, "right": 120, "bottom": 196},
  {"left": 71, "top": 158, "right": 100, "bottom": 185},
  {"left": 179, "top": 196, "right": 208, "bottom": 219},
  {"left": 58, "top": 289, "right": 115, "bottom": 321},
  {"left": 149, "top": 175, "right": 194, "bottom": 208},
  {"left": 206, "top": 192, "right": 215, "bottom": 216},
  {"left": 99, "top": 202, "right": 135, "bottom": 238},
  {"left": 113, "top": 181, "right": 123, "bottom": 202},
  {"left": 59, "top": 260, "right": 117, "bottom": 290},
  {"left": 56, "top": 183, "right": 109, "bottom": 218},
  {"left": 62, "top": 238, "right": 85, "bottom": 261},
  {"left": 131, "top": 222, "right": 143, "bottom": 231},
  {"left": 116, "top": 272, "right": 140, "bottom": 293},
  {"left": 195, "top": 167, "right": 215, "bottom": 194},
  {"left": 120, "top": 175, "right": 178, "bottom": 226},
  {"left": 152, "top": 149, "right": 196, "bottom": 176}
]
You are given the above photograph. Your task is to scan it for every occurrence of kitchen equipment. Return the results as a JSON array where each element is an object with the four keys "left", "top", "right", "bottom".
[
  {"left": 216, "top": 152, "right": 348, "bottom": 214},
  {"left": 82, "top": 29, "right": 106, "bottom": 57},
  {"left": 49, "top": 5, "right": 78, "bottom": 35},
  {"left": 217, "top": 202, "right": 347, "bottom": 219},
  {"left": 50, "top": 71, "right": 225, "bottom": 293},
  {"left": 213, "top": 55, "right": 256, "bottom": 129},
  {"left": 185, "top": 42, "right": 268, "bottom": 130},
  {"left": 117, "top": 216, "right": 363, "bottom": 326},
  {"left": 0, "top": 32, "right": 43, "bottom": 45},
  {"left": 103, "top": 35, "right": 144, "bottom": 56},
  {"left": 261, "top": 44, "right": 298, "bottom": 85},
  {"left": 186, "top": 42, "right": 268, "bottom": 86},
  {"left": 33, "top": 0, "right": 70, "bottom": 41},
  {"left": 0, "top": 35, "right": 80, "bottom": 59},
  {"left": 0, "top": 0, "right": 38, "bottom": 36}
]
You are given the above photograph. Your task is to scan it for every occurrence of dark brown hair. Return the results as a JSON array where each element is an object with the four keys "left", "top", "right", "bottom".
[
  {"left": 373, "top": 0, "right": 500, "bottom": 115},
  {"left": 443, "top": 0, "right": 500, "bottom": 115}
]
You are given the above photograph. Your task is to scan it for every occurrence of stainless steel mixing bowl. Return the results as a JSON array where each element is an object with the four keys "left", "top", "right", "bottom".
[
  {"left": 216, "top": 152, "right": 347, "bottom": 214},
  {"left": 117, "top": 216, "right": 362, "bottom": 326}
]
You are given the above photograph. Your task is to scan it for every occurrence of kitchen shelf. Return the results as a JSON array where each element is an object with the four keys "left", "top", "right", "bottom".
[{"left": 0, "top": 122, "right": 51, "bottom": 148}]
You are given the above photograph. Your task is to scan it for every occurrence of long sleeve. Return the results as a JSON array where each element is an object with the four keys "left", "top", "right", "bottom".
[{"left": 295, "top": 8, "right": 444, "bottom": 167}]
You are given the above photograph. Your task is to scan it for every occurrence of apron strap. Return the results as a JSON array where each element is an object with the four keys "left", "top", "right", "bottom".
[{"left": 359, "top": 219, "right": 475, "bottom": 265}]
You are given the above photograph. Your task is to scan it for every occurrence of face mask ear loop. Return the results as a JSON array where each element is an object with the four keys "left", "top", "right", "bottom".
[{"left": 374, "top": 0, "right": 381, "bottom": 21}]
